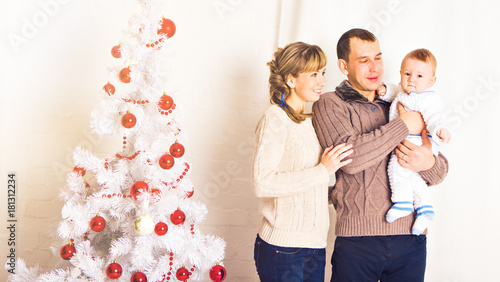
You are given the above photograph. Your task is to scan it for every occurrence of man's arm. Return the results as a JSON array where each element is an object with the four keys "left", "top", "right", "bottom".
[{"left": 312, "top": 93, "right": 409, "bottom": 174}]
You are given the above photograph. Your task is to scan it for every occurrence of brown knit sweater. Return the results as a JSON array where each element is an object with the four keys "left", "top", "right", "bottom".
[{"left": 312, "top": 80, "right": 449, "bottom": 236}]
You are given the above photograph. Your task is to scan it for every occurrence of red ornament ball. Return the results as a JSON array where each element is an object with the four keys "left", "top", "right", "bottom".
[
  {"left": 106, "top": 262, "right": 123, "bottom": 279},
  {"left": 158, "top": 94, "right": 174, "bottom": 110},
  {"left": 103, "top": 83, "right": 115, "bottom": 95},
  {"left": 119, "top": 67, "right": 131, "bottom": 83},
  {"left": 111, "top": 45, "right": 121, "bottom": 58},
  {"left": 185, "top": 189, "right": 194, "bottom": 199},
  {"left": 210, "top": 265, "right": 227, "bottom": 282},
  {"left": 171, "top": 209, "right": 186, "bottom": 225},
  {"left": 151, "top": 188, "right": 162, "bottom": 202},
  {"left": 131, "top": 271, "right": 147, "bottom": 282},
  {"left": 60, "top": 243, "right": 76, "bottom": 260},
  {"left": 89, "top": 215, "right": 106, "bottom": 232},
  {"left": 158, "top": 18, "right": 176, "bottom": 38},
  {"left": 130, "top": 181, "right": 149, "bottom": 199},
  {"left": 169, "top": 142, "right": 185, "bottom": 158},
  {"left": 121, "top": 112, "right": 137, "bottom": 129},
  {"left": 175, "top": 267, "right": 189, "bottom": 281},
  {"left": 159, "top": 154, "right": 175, "bottom": 170},
  {"left": 154, "top": 221, "right": 168, "bottom": 236},
  {"left": 73, "top": 166, "right": 86, "bottom": 176}
]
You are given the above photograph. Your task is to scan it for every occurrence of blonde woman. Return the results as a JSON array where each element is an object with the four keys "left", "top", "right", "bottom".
[{"left": 253, "top": 42, "right": 353, "bottom": 281}]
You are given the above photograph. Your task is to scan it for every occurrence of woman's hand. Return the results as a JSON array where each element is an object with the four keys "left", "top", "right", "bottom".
[{"left": 321, "top": 143, "right": 353, "bottom": 175}]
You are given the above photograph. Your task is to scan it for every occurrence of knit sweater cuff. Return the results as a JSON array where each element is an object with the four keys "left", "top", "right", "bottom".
[
  {"left": 420, "top": 152, "right": 448, "bottom": 186},
  {"left": 387, "top": 117, "right": 410, "bottom": 142}
]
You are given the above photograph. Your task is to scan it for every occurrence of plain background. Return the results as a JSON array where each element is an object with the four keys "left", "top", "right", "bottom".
[{"left": 1, "top": 0, "right": 500, "bottom": 281}]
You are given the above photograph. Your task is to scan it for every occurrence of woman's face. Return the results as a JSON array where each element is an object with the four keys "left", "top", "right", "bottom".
[{"left": 289, "top": 67, "right": 327, "bottom": 104}]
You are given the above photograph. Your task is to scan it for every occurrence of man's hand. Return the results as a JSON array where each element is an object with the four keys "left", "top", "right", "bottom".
[
  {"left": 396, "top": 129, "right": 435, "bottom": 171},
  {"left": 398, "top": 103, "right": 425, "bottom": 134}
]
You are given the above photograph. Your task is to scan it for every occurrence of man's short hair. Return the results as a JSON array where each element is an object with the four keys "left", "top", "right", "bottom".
[{"left": 337, "top": 28, "right": 377, "bottom": 62}]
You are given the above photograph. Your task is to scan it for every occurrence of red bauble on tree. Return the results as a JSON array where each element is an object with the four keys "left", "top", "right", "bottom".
[
  {"left": 210, "top": 264, "right": 227, "bottom": 282},
  {"left": 121, "top": 112, "right": 137, "bottom": 129},
  {"left": 131, "top": 271, "right": 147, "bottom": 282},
  {"left": 103, "top": 83, "right": 115, "bottom": 95},
  {"left": 73, "top": 166, "right": 86, "bottom": 176},
  {"left": 159, "top": 154, "right": 175, "bottom": 169},
  {"left": 119, "top": 67, "right": 131, "bottom": 83},
  {"left": 185, "top": 188, "right": 194, "bottom": 199},
  {"left": 106, "top": 262, "right": 123, "bottom": 279},
  {"left": 111, "top": 44, "right": 121, "bottom": 58},
  {"left": 176, "top": 267, "right": 189, "bottom": 281},
  {"left": 89, "top": 214, "right": 106, "bottom": 232},
  {"left": 158, "top": 93, "right": 174, "bottom": 110},
  {"left": 151, "top": 188, "right": 162, "bottom": 202},
  {"left": 154, "top": 221, "right": 168, "bottom": 236},
  {"left": 60, "top": 243, "right": 76, "bottom": 260},
  {"left": 130, "top": 181, "right": 149, "bottom": 199},
  {"left": 158, "top": 18, "right": 176, "bottom": 38},
  {"left": 169, "top": 142, "right": 185, "bottom": 158},
  {"left": 171, "top": 208, "right": 186, "bottom": 225}
]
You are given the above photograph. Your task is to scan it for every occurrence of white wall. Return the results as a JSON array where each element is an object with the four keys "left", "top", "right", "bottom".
[{"left": 1, "top": 0, "right": 499, "bottom": 281}]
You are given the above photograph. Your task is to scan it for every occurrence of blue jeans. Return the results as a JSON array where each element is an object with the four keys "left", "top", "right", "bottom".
[
  {"left": 254, "top": 234, "right": 326, "bottom": 282},
  {"left": 331, "top": 235, "right": 427, "bottom": 282}
]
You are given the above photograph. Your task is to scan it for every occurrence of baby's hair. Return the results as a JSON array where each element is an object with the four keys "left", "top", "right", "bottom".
[
  {"left": 267, "top": 42, "right": 327, "bottom": 123},
  {"left": 403, "top": 48, "right": 437, "bottom": 75}
]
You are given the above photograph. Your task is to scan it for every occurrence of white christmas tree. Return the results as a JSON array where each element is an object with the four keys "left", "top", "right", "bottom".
[{"left": 7, "top": 0, "right": 226, "bottom": 281}]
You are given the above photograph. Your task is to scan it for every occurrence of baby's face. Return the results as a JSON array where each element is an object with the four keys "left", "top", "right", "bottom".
[{"left": 400, "top": 58, "right": 436, "bottom": 93}]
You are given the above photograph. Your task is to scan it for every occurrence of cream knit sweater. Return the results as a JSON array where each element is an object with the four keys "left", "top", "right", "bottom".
[{"left": 253, "top": 105, "right": 330, "bottom": 248}]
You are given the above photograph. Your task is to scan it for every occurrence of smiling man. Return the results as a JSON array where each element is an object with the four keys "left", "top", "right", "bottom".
[{"left": 312, "top": 28, "right": 449, "bottom": 282}]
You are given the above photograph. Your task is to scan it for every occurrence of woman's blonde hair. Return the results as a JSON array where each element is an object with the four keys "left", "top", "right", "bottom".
[{"left": 267, "top": 42, "right": 327, "bottom": 123}]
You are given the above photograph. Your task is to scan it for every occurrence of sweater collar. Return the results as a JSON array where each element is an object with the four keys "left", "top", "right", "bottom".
[{"left": 335, "top": 80, "right": 380, "bottom": 103}]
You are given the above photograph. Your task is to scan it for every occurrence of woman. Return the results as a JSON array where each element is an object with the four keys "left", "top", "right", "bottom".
[{"left": 253, "top": 42, "right": 353, "bottom": 281}]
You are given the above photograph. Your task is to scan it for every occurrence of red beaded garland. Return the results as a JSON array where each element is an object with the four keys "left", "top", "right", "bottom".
[
  {"left": 116, "top": 150, "right": 142, "bottom": 160},
  {"left": 111, "top": 45, "right": 121, "bottom": 58},
  {"left": 106, "top": 262, "right": 123, "bottom": 279},
  {"left": 169, "top": 142, "right": 185, "bottom": 158},
  {"left": 122, "top": 98, "right": 149, "bottom": 104},
  {"left": 130, "top": 181, "right": 149, "bottom": 199},
  {"left": 90, "top": 215, "right": 106, "bottom": 232},
  {"left": 60, "top": 243, "right": 76, "bottom": 260},
  {"left": 103, "top": 83, "right": 115, "bottom": 95},
  {"left": 155, "top": 221, "right": 168, "bottom": 236},
  {"left": 209, "top": 264, "right": 227, "bottom": 282},
  {"left": 121, "top": 112, "right": 137, "bottom": 128},
  {"left": 159, "top": 154, "right": 175, "bottom": 170},
  {"left": 170, "top": 209, "right": 185, "bottom": 225},
  {"left": 119, "top": 67, "right": 131, "bottom": 83},
  {"left": 158, "top": 18, "right": 176, "bottom": 38}
]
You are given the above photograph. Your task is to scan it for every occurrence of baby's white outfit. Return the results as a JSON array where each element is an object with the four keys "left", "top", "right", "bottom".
[{"left": 381, "top": 84, "right": 448, "bottom": 235}]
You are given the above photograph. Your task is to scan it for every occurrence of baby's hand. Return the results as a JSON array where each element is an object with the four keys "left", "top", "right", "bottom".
[
  {"left": 377, "top": 84, "right": 387, "bottom": 96},
  {"left": 437, "top": 128, "right": 451, "bottom": 143}
]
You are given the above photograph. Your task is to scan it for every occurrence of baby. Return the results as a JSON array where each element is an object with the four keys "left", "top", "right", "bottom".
[{"left": 378, "top": 48, "right": 450, "bottom": 235}]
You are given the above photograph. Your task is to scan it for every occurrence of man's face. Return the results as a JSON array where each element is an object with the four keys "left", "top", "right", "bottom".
[{"left": 340, "top": 38, "right": 383, "bottom": 97}]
